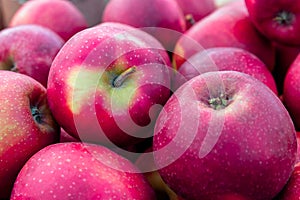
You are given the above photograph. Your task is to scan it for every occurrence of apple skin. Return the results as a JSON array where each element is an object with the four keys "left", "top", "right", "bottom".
[
  {"left": 173, "top": 0, "right": 275, "bottom": 71},
  {"left": 174, "top": 0, "right": 216, "bottom": 29},
  {"left": 245, "top": 0, "right": 300, "bottom": 46},
  {"left": 9, "top": 0, "right": 88, "bottom": 41},
  {"left": 0, "top": 71, "right": 60, "bottom": 199},
  {"left": 0, "top": 24, "right": 64, "bottom": 87},
  {"left": 10, "top": 142, "right": 156, "bottom": 200},
  {"left": 283, "top": 55, "right": 300, "bottom": 130},
  {"left": 173, "top": 47, "right": 278, "bottom": 94},
  {"left": 153, "top": 71, "right": 297, "bottom": 200},
  {"left": 102, "top": 0, "right": 186, "bottom": 50},
  {"left": 47, "top": 22, "right": 171, "bottom": 147}
]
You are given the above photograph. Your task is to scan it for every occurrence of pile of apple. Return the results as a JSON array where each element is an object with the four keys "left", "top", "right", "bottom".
[{"left": 0, "top": 0, "right": 300, "bottom": 199}]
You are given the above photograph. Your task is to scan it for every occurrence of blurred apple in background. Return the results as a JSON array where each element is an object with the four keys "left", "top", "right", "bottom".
[
  {"left": 153, "top": 71, "right": 296, "bottom": 200},
  {"left": 10, "top": 142, "right": 156, "bottom": 200},
  {"left": 173, "top": 47, "right": 278, "bottom": 94},
  {"left": 0, "top": 71, "right": 60, "bottom": 199},
  {"left": 0, "top": 24, "right": 64, "bottom": 87},
  {"left": 174, "top": 0, "right": 216, "bottom": 29},
  {"left": 102, "top": 0, "right": 186, "bottom": 50},
  {"left": 47, "top": 22, "right": 171, "bottom": 148},
  {"left": 9, "top": 0, "right": 88, "bottom": 41},
  {"left": 283, "top": 54, "right": 300, "bottom": 130},
  {"left": 173, "top": 0, "right": 275, "bottom": 71},
  {"left": 245, "top": 0, "right": 300, "bottom": 46}
]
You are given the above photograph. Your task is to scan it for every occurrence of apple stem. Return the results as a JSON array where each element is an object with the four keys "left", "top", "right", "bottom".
[
  {"left": 113, "top": 67, "right": 136, "bottom": 88},
  {"left": 31, "top": 106, "right": 43, "bottom": 124},
  {"left": 274, "top": 11, "right": 294, "bottom": 25},
  {"left": 185, "top": 14, "right": 196, "bottom": 26},
  {"left": 208, "top": 93, "right": 229, "bottom": 110}
]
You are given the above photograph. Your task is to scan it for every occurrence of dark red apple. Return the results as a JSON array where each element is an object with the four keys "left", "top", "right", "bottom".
[
  {"left": 173, "top": 0, "right": 275, "bottom": 71},
  {"left": 283, "top": 54, "right": 300, "bottom": 130},
  {"left": 10, "top": 142, "right": 156, "bottom": 200},
  {"left": 0, "top": 71, "right": 60, "bottom": 199},
  {"left": 173, "top": 47, "right": 278, "bottom": 94},
  {"left": 47, "top": 22, "right": 171, "bottom": 147},
  {"left": 10, "top": 0, "right": 88, "bottom": 41},
  {"left": 0, "top": 24, "right": 64, "bottom": 87},
  {"left": 245, "top": 0, "right": 300, "bottom": 46},
  {"left": 153, "top": 71, "right": 297, "bottom": 200},
  {"left": 102, "top": 0, "right": 186, "bottom": 50}
]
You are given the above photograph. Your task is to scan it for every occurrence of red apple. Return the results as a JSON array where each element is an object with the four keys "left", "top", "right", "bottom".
[
  {"left": 174, "top": 47, "right": 278, "bottom": 94},
  {"left": 153, "top": 71, "right": 297, "bottom": 200},
  {"left": 174, "top": 0, "right": 216, "bottom": 29},
  {"left": 10, "top": 0, "right": 88, "bottom": 41},
  {"left": 10, "top": 142, "right": 156, "bottom": 200},
  {"left": 47, "top": 22, "right": 171, "bottom": 148},
  {"left": 283, "top": 55, "right": 300, "bottom": 130},
  {"left": 0, "top": 24, "right": 64, "bottom": 87},
  {"left": 274, "top": 162, "right": 300, "bottom": 200},
  {"left": 0, "top": 71, "right": 60, "bottom": 199},
  {"left": 173, "top": 0, "right": 275, "bottom": 71},
  {"left": 102, "top": 0, "right": 186, "bottom": 50},
  {"left": 245, "top": 0, "right": 300, "bottom": 46}
]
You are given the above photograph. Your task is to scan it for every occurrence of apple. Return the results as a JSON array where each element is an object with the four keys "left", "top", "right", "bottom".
[
  {"left": 283, "top": 55, "right": 300, "bottom": 130},
  {"left": 0, "top": 24, "right": 64, "bottom": 87},
  {"left": 174, "top": 0, "right": 216, "bottom": 29},
  {"left": 47, "top": 22, "right": 171, "bottom": 148},
  {"left": 0, "top": 70, "right": 60, "bottom": 199},
  {"left": 59, "top": 128, "right": 80, "bottom": 143},
  {"left": 173, "top": 0, "right": 275, "bottom": 71},
  {"left": 10, "top": 142, "right": 156, "bottom": 199},
  {"left": 9, "top": 0, "right": 88, "bottom": 41},
  {"left": 245, "top": 0, "right": 300, "bottom": 46},
  {"left": 153, "top": 71, "right": 297, "bottom": 200},
  {"left": 214, "top": 0, "right": 240, "bottom": 8},
  {"left": 173, "top": 47, "right": 278, "bottom": 94},
  {"left": 102, "top": 0, "right": 186, "bottom": 50}
]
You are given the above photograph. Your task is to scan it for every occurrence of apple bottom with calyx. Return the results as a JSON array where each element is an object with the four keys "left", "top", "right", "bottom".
[
  {"left": 10, "top": 142, "right": 156, "bottom": 200},
  {"left": 153, "top": 71, "right": 297, "bottom": 200},
  {"left": 0, "top": 71, "right": 60, "bottom": 199}
]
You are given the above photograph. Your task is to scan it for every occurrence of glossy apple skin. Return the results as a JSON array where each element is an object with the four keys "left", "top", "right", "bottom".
[
  {"left": 102, "top": 0, "right": 186, "bottom": 50},
  {"left": 245, "top": 0, "right": 300, "bottom": 46},
  {"left": 10, "top": 142, "right": 156, "bottom": 200},
  {"left": 173, "top": 0, "right": 275, "bottom": 71},
  {"left": 47, "top": 22, "right": 171, "bottom": 147},
  {"left": 10, "top": 0, "right": 88, "bottom": 41},
  {"left": 0, "top": 24, "right": 64, "bottom": 87},
  {"left": 174, "top": 47, "right": 278, "bottom": 94},
  {"left": 174, "top": 0, "right": 216, "bottom": 29},
  {"left": 283, "top": 55, "right": 300, "bottom": 130},
  {"left": 0, "top": 71, "right": 60, "bottom": 199},
  {"left": 153, "top": 71, "right": 297, "bottom": 200}
]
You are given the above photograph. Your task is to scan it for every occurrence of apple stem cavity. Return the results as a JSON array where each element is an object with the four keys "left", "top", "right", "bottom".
[
  {"left": 208, "top": 93, "right": 230, "bottom": 110},
  {"left": 0, "top": 58, "right": 18, "bottom": 72},
  {"left": 31, "top": 106, "right": 43, "bottom": 124},
  {"left": 274, "top": 10, "right": 295, "bottom": 26},
  {"left": 185, "top": 14, "right": 195, "bottom": 26},
  {"left": 113, "top": 67, "right": 136, "bottom": 88}
]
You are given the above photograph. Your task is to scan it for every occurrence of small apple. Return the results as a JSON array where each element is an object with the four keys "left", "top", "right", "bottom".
[
  {"left": 173, "top": 0, "right": 275, "bottom": 70},
  {"left": 173, "top": 47, "right": 278, "bottom": 94},
  {"left": 245, "top": 0, "right": 300, "bottom": 46},
  {"left": 283, "top": 55, "right": 300, "bottom": 130},
  {"left": 47, "top": 22, "right": 171, "bottom": 147},
  {"left": 174, "top": 0, "right": 216, "bottom": 29},
  {"left": 0, "top": 71, "right": 60, "bottom": 199},
  {"left": 10, "top": 0, "right": 88, "bottom": 41},
  {"left": 0, "top": 24, "right": 64, "bottom": 87},
  {"left": 10, "top": 142, "right": 156, "bottom": 200},
  {"left": 153, "top": 71, "right": 297, "bottom": 200},
  {"left": 102, "top": 0, "right": 186, "bottom": 50}
]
